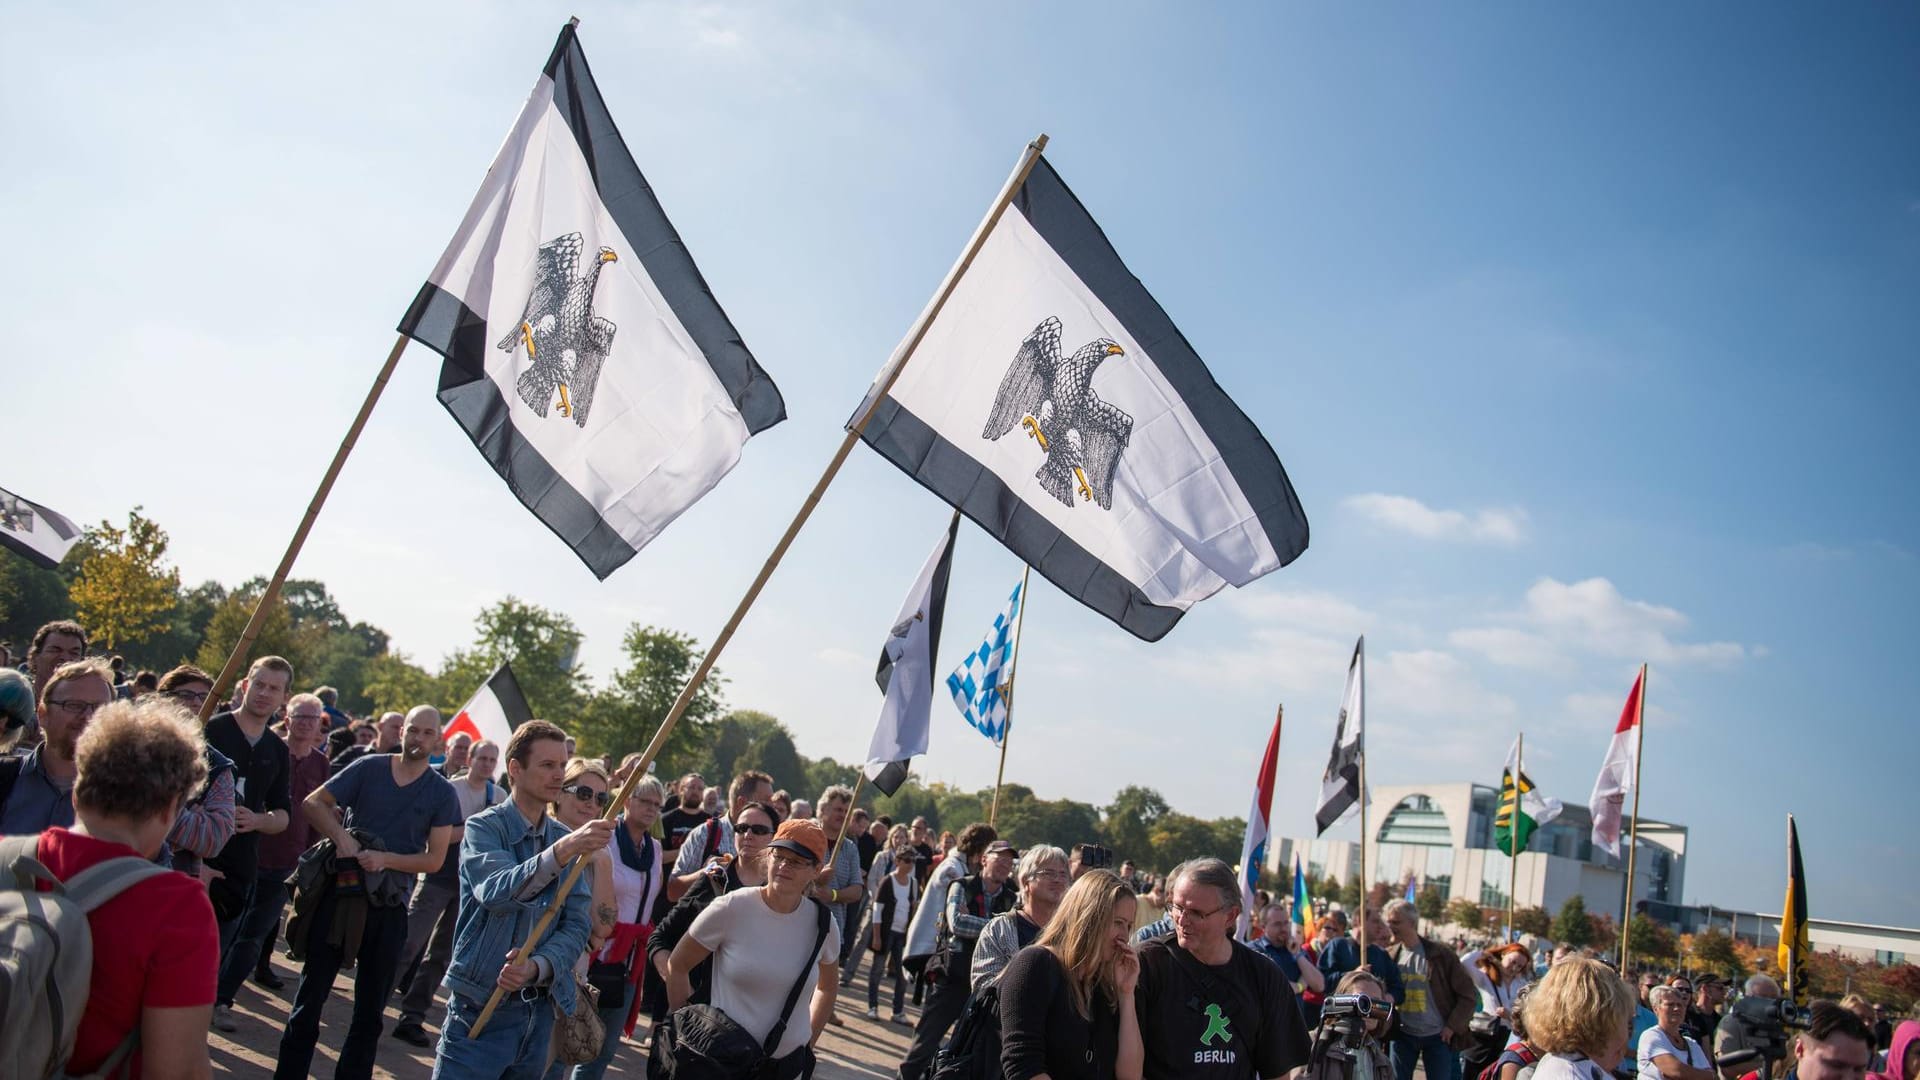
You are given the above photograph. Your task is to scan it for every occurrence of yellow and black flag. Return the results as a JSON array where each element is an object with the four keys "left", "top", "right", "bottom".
[{"left": 1777, "top": 814, "right": 1809, "bottom": 1002}]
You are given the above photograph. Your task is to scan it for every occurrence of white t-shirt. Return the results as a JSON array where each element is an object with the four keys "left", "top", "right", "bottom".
[
  {"left": 1639, "top": 1026, "right": 1709, "bottom": 1080},
  {"left": 689, "top": 889, "right": 841, "bottom": 1059}
]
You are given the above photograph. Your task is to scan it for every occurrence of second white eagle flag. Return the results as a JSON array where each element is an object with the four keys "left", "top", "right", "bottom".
[
  {"left": 399, "top": 22, "right": 785, "bottom": 579},
  {"left": 855, "top": 155, "right": 1309, "bottom": 640},
  {"left": 865, "top": 515, "right": 959, "bottom": 796}
]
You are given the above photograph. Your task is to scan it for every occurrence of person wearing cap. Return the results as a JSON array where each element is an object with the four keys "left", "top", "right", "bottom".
[
  {"left": 667, "top": 817, "right": 841, "bottom": 1078},
  {"left": 898, "top": 836, "right": 1019, "bottom": 1080},
  {"left": 1686, "top": 974, "right": 1725, "bottom": 1048}
]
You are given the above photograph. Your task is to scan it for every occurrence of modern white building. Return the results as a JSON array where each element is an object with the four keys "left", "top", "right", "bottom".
[{"left": 1270, "top": 782, "right": 1689, "bottom": 923}]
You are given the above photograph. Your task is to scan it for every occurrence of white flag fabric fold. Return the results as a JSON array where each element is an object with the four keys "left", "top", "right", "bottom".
[
  {"left": 399, "top": 22, "right": 783, "bottom": 580},
  {"left": 1315, "top": 636, "right": 1366, "bottom": 835},
  {"left": 1496, "top": 738, "right": 1563, "bottom": 856},
  {"left": 0, "top": 486, "right": 81, "bottom": 570},
  {"left": 1589, "top": 668, "right": 1645, "bottom": 857},
  {"left": 865, "top": 516, "right": 958, "bottom": 796},
  {"left": 946, "top": 579, "right": 1023, "bottom": 744},
  {"left": 855, "top": 155, "right": 1307, "bottom": 641}
]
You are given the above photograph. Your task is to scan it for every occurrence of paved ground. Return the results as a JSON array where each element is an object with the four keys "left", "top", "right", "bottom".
[{"left": 212, "top": 947, "right": 919, "bottom": 1079}]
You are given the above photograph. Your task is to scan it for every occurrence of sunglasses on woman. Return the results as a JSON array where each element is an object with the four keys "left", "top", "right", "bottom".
[
  {"left": 734, "top": 822, "right": 774, "bottom": 836},
  {"left": 561, "top": 784, "right": 612, "bottom": 809}
]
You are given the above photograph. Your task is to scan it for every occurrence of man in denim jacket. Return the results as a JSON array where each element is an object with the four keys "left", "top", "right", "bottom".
[{"left": 434, "top": 719, "right": 615, "bottom": 1080}]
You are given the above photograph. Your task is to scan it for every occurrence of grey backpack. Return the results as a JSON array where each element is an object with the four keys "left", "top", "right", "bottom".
[{"left": 0, "top": 834, "right": 171, "bottom": 1079}]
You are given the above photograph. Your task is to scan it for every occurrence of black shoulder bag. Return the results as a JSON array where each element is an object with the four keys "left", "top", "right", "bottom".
[{"left": 649, "top": 897, "right": 831, "bottom": 1080}]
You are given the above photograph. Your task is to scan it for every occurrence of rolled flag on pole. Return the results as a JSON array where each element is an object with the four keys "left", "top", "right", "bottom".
[
  {"left": 1315, "top": 637, "right": 1366, "bottom": 835},
  {"left": 399, "top": 21, "right": 784, "bottom": 580},
  {"left": 1291, "top": 854, "right": 1313, "bottom": 943},
  {"left": 854, "top": 155, "right": 1308, "bottom": 642},
  {"left": 865, "top": 515, "right": 959, "bottom": 796},
  {"left": 1589, "top": 668, "right": 1645, "bottom": 857},
  {"left": 947, "top": 579, "right": 1023, "bottom": 744},
  {"left": 1778, "top": 815, "right": 1809, "bottom": 1003},
  {"left": 443, "top": 662, "right": 535, "bottom": 752},
  {"left": 1236, "top": 708, "right": 1283, "bottom": 938},
  {"left": 1497, "top": 738, "right": 1564, "bottom": 857},
  {"left": 0, "top": 486, "right": 81, "bottom": 570}
]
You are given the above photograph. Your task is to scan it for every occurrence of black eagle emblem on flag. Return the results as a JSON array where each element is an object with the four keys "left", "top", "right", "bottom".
[
  {"left": 0, "top": 495, "right": 34, "bottom": 534},
  {"left": 983, "top": 316, "right": 1134, "bottom": 509},
  {"left": 497, "top": 232, "right": 619, "bottom": 428}
]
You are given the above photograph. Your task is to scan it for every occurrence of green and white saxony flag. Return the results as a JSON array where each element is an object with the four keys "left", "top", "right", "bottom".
[{"left": 1496, "top": 737, "right": 1563, "bottom": 856}]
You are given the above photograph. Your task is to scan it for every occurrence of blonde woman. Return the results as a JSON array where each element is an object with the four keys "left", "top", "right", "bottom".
[
  {"left": 997, "top": 868, "right": 1144, "bottom": 1080},
  {"left": 1525, "top": 958, "right": 1638, "bottom": 1080}
]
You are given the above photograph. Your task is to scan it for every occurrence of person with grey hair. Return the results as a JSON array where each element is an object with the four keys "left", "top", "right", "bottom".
[
  {"left": 1640, "top": 985, "right": 1714, "bottom": 1080},
  {"left": 790, "top": 797, "right": 813, "bottom": 820},
  {"left": 1134, "top": 857, "right": 1311, "bottom": 1078},
  {"left": 1712, "top": 975, "right": 1783, "bottom": 1079},
  {"left": 971, "top": 843, "right": 1070, "bottom": 993},
  {"left": 1383, "top": 896, "right": 1478, "bottom": 1080}
]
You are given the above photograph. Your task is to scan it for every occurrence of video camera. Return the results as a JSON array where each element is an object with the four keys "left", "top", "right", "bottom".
[
  {"left": 1716, "top": 996, "right": 1814, "bottom": 1074},
  {"left": 1309, "top": 994, "right": 1389, "bottom": 1073}
]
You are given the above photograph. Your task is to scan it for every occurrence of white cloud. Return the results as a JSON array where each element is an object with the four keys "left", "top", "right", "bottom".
[
  {"left": 1447, "top": 626, "right": 1570, "bottom": 673},
  {"left": 1225, "top": 589, "right": 1376, "bottom": 636},
  {"left": 1372, "top": 649, "right": 1517, "bottom": 720},
  {"left": 813, "top": 646, "right": 866, "bottom": 670},
  {"left": 1522, "top": 578, "right": 1746, "bottom": 667},
  {"left": 1342, "top": 494, "right": 1528, "bottom": 545}
]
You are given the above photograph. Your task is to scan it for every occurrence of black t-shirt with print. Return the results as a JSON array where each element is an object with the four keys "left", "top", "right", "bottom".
[
  {"left": 1134, "top": 937, "right": 1311, "bottom": 1080},
  {"left": 660, "top": 807, "right": 711, "bottom": 852}
]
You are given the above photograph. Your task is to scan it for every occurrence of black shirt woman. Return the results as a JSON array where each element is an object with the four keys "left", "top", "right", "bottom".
[{"left": 997, "top": 868, "right": 1144, "bottom": 1080}]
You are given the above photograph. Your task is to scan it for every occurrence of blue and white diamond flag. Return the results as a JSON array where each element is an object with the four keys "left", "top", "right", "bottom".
[{"left": 945, "top": 579, "right": 1023, "bottom": 744}]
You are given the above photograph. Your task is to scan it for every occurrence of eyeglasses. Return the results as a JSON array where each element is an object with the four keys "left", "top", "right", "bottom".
[
  {"left": 631, "top": 797, "right": 664, "bottom": 809},
  {"left": 46, "top": 699, "right": 105, "bottom": 718},
  {"left": 166, "top": 688, "right": 211, "bottom": 705},
  {"left": 735, "top": 823, "right": 774, "bottom": 836},
  {"left": 1030, "top": 870, "right": 1069, "bottom": 881},
  {"left": 287, "top": 712, "right": 327, "bottom": 724},
  {"left": 1168, "top": 900, "right": 1229, "bottom": 922},
  {"left": 561, "top": 784, "right": 611, "bottom": 809},
  {"left": 769, "top": 850, "right": 815, "bottom": 870}
]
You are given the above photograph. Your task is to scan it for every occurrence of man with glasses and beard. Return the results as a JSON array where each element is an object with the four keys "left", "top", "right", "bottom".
[
  {"left": 0, "top": 657, "right": 114, "bottom": 833},
  {"left": 275, "top": 705, "right": 460, "bottom": 1080},
  {"left": 1134, "top": 858, "right": 1311, "bottom": 1080},
  {"left": 17, "top": 619, "right": 87, "bottom": 747},
  {"left": 659, "top": 772, "right": 710, "bottom": 867}
]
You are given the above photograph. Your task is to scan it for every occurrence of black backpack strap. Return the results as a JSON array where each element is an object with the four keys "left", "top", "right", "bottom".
[
  {"left": 763, "top": 898, "right": 832, "bottom": 1058},
  {"left": 0, "top": 756, "right": 24, "bottom": 816}
]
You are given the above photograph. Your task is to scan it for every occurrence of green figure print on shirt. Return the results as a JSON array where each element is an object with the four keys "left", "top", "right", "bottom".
[{"left": 1201, "top": 1003, "right": 1234, "bottom": 1047}]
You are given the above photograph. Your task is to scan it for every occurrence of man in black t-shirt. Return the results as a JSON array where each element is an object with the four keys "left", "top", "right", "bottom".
[
  {"left": 908, "top": 817, "right": 936, "bottom": 887},
  {"left": 658, "top": 771, "right": 711, "bottom": 865},
  {"left": 1135, "top": 858, "right": 1311, "bottom": 1080},
  {"left": 203, "top": 656, "right": 294, "bottom": 983}
]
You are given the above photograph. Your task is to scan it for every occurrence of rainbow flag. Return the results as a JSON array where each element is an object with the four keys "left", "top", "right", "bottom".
[{"left": 1291, "top": 854, "right": 1314, "bottom": 941}]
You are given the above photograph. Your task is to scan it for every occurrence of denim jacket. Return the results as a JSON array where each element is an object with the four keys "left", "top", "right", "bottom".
[{"left": 444, "top": 797, "right": 591, "bottom": 1013}]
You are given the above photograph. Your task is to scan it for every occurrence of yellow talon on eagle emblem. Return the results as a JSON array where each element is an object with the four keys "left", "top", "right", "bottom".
[
  {"left": 1074, "top": 467, "right": 1093, "bottom": 502},
  {"left": 1021, "top": 414, "right": 1049, "bottom": 450},
  {"left": 557, "top": 383, "right": 572, "bottom": 418}
]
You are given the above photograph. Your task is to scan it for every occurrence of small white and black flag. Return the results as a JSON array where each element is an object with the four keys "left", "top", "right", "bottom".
[
  {"left": 865, "top": 514, "right": 959, "bottom": 796},
  {"left": 0, "top": 486, "right": 81, "bottom": 570},
  {"left": 399, "top": 21, "right": 784, "bottom": 580},
  {"left": 1315, "top": 636, "right": 1367, "bottom": 835},
  {"left": 855, "top": 155, "right": 1308, "bottom": 641}
]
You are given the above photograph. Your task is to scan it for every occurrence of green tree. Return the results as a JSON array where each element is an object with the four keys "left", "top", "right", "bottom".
[
  {"left": 573, "top": 623, "right": 720, "bottom": 764},
  {"left": 1416, "top": 884, "right": 1446, "bottom": 922},
  {"left": 0, "top": 550, "right": 78, "bottom": 657},
  {"left": 196, "top": 584, "right": 311, "bottom": 689},
  {"left": 441, "top": 598, "right": 592, "bottom": 723},
  {"left": 1446, "top": 897, "right": 1485, "bottom": 931},
  {"left": 1627, "top": 914, "right": 1678, "bottom": 963},
  {"left": 68, "top": 508, "right": 179, "bottom": 650},
  {"left": 1338, "top": 877, "right": 1364, "bottom": 911},
  {"left": 1102, "top": 786, "right": 1169, "bottom": 864},
  {"left": 361, "top": 651, "right": 444, "bottom": 716},
  {"left": 1316, "top": 874, "right": 1343, "bottom": 904},
  {"left": 124, "top": 579, "right": 226, "bottom": 672},
  {"left": 1514, "top": 905, "right": 1554, "bottom": 938},
  {"left": 739, "top": 724, "right": 809, "bottom": 797},
  {"left": 1146, "top": 811, "right": 1238, "bottom": 871},
  {"left": 1553, "top": 894, "right": 1594, "bottom": 947},
  {"left": 1687, "top": 928, "right": 1747, "bottom": 980}
]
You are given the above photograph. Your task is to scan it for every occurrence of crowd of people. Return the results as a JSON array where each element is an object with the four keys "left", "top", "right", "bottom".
[{"left": 1, "top": 616, "right": 1913, "bottom": 1080}]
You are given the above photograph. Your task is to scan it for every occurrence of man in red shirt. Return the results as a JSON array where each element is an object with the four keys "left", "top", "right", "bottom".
[{"left": 32, "top": 694, "right": 219, "bottom": 1078}]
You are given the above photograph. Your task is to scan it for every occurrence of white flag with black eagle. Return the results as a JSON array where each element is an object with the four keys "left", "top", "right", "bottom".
[
  {"left": 0, "top": 486, "right": 81, "bottom": 570},
  {"left": 399, "top": 22, "right": 784, "bottom": 579},
  {"left": 854, "top": 154, "right": 1309, "bottom": 641},
  {"left": 865, "top": 515, "right": 957, "bottom": 796},
  {"left": 1316, "top": 636, "right": 1366, "bottom": 835}
]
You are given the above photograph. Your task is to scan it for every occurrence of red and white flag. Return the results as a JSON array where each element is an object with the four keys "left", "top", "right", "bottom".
[
  {"left": 1236, "top": 708, "right": 1283, "bottom": 938},
  {"left": 444, "top": 663, "right": 534, "bottom": 751},
  {"left": 1588, "top": 666, "right": 1645, "bottom": 857}
]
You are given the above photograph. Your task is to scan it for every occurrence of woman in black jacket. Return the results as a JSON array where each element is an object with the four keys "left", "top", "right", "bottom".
[
  {"left": 644, "top": 800, "right": 778, "bottom": 1018},
  {"left": 998, "top": 869, "right": 1144, "bottom": 1080}
]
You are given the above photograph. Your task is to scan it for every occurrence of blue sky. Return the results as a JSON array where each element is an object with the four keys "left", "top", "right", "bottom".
[{"left": 4, "top": 4, "right": 1915, "bottom": 925}]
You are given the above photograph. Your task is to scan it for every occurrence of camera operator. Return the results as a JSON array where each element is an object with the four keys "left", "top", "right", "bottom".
[
  {"left": 1714, "top": 977, "right": 1782, "bottom": 1080},
  {"left": 1307, "top": 971, "right": 1395, "bottom": 1080}
]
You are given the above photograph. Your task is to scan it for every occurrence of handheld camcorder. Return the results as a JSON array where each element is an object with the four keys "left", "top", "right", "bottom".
[
  {"left": 1715, "top": 996, "right": 1814, "bottom": 1073},
  {"left": 1309, "top": 994, "right": 1388, "bottom": 1073}
]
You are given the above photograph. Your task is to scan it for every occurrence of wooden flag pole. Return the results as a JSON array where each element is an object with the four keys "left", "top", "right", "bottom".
[
  {"left": 1507, "top": 731, "right": 1522, "bottom": 942},
  {"left": 988, "top": 563, "right": 1032, "bottom": 826},
  {"left": 825, "top": 771, "right": 867, "bottom": 871},
  {"left": 467, "top": 132, "right": 1053, "bottom": 1038},
  {"left": 197, "top": 332, "right": 410, "bottom": 722},
  {"left": 1618, "top": 662, "right": 1648, "bottom": 968}
]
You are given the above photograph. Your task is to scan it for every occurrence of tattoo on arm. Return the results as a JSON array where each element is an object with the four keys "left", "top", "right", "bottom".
[{"left": 597, "top": 903, "right": 617, "bottom": 928}]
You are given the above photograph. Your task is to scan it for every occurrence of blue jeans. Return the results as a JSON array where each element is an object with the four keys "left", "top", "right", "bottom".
[
  {"left": 435, "top": 991, "right": 554, "bottom": 1080},
  {"left": 1392, "top": 1030, "right": 1461, "bottom": 1080},
  {"left": 216, "top": 867, "right": 290, "bottom": 1005}
]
